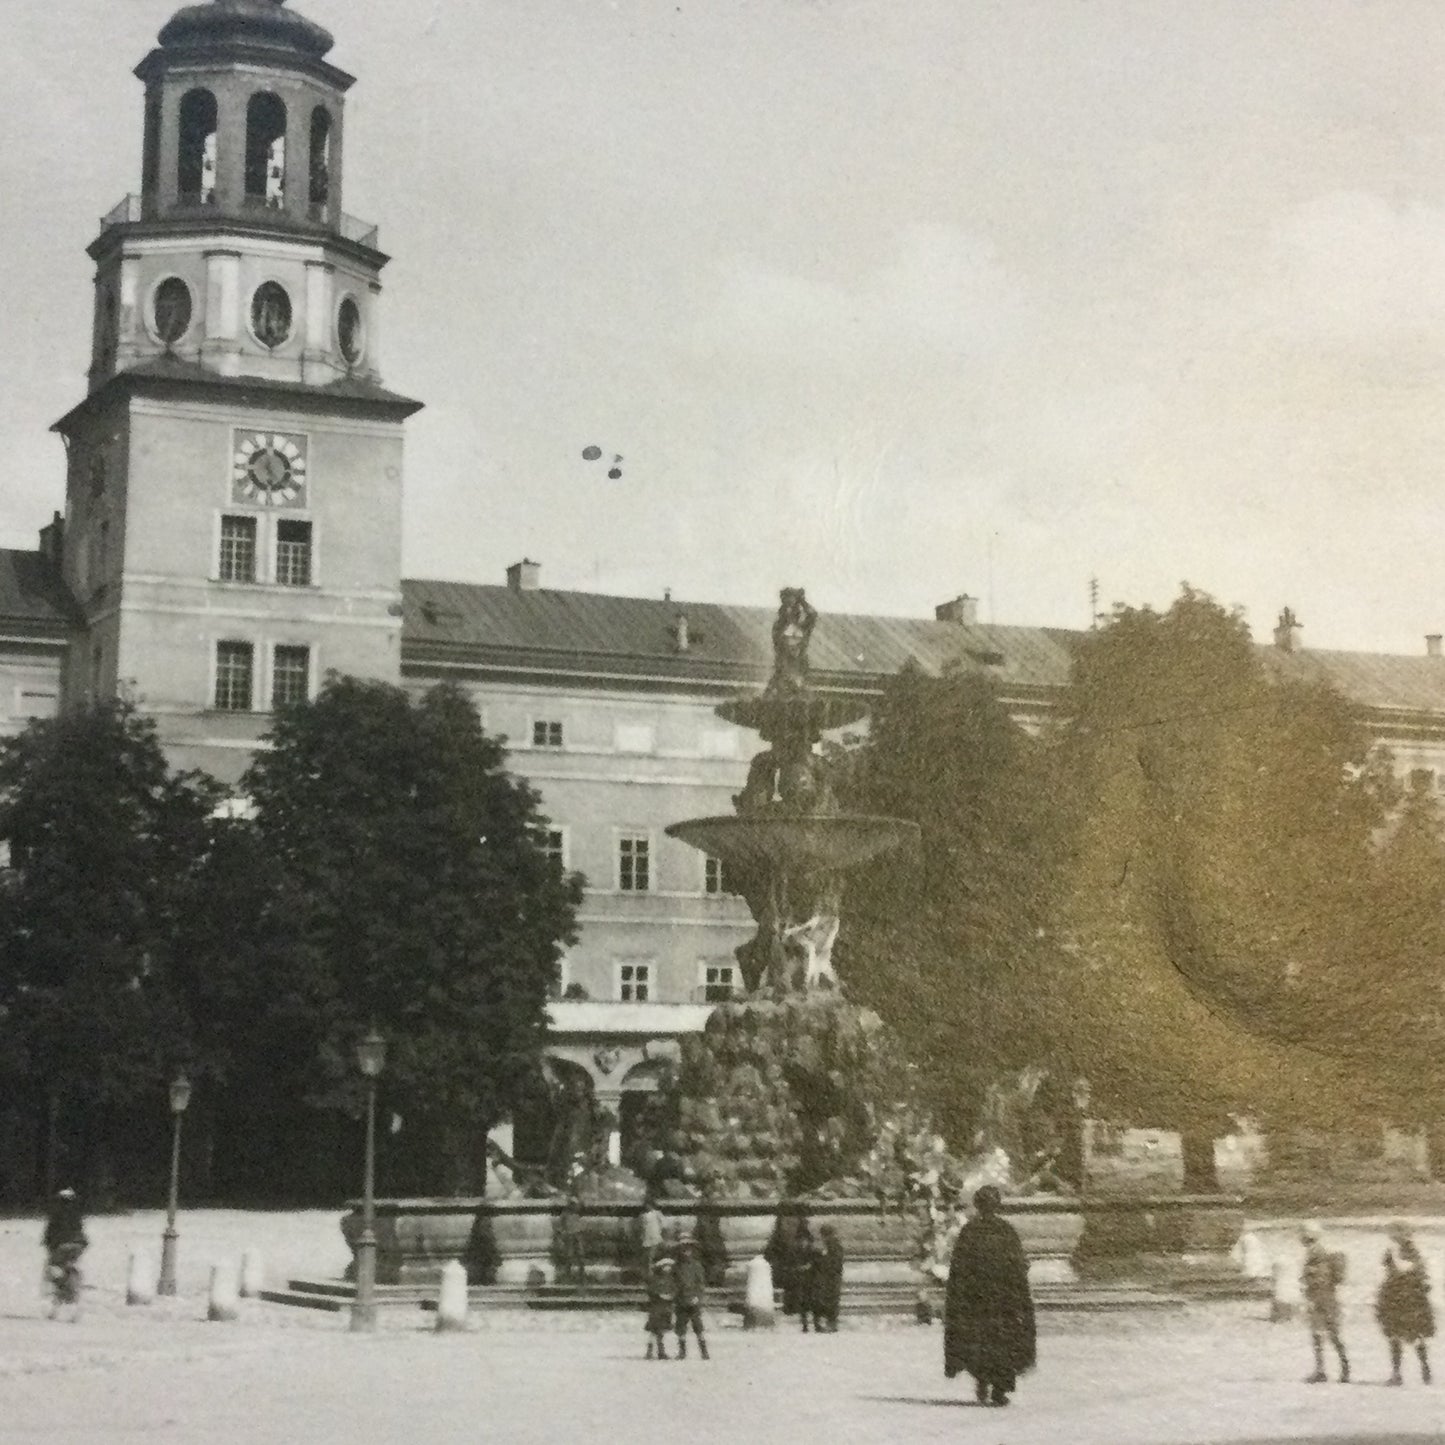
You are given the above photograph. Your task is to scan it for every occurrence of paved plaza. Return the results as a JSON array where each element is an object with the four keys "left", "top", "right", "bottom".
[{"left": 3, "top": 1211, "right": 1445, "bottom": 1444}]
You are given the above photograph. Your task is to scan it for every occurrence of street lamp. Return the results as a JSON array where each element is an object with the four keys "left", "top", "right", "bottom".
[
  {"left": 350, "top": 1029, "right": 387, "bottom": 1332},
  {"left": 156, "top": 1072, "right": 192, "bottom": 1296}
]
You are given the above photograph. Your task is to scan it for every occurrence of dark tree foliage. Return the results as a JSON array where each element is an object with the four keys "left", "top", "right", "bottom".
[
  {"left": 0, "top": 700, "right": 225, "bottom": 1197},
  {"left": 1367, "top": 772, "right": 1445, "bottom": 1121},
  {"left": 834, "top": 662, "right": 1059, "bottom": 1143},
  {"left": 1042, "top": 589, "right": 1397, "bottom": 1140},
  {"left": 239, "top": 677, "right": 583, "bottom": 1193},
  {"left": 837, "top": 589, "right": 1415, "bottom": 1162}
]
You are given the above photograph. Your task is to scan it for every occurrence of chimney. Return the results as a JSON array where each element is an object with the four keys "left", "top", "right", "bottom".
[
  {"left": 1428, "top": 634, "right": 1442, "bottom": 658},
  {"left": 38, "top": 511, "right": 63, "bottom": 570},
  {"left": 935, "top": 594, "right": 979, "bottom": 625},
  {"left": 505, "top": 558, "right": 540, "bottom": 592},
  {"left": 671, "top": 612, "right": 690, "bottom": 653},
  {"left": 1273, "top": 607, "right": 1303, "bottom": 653}
]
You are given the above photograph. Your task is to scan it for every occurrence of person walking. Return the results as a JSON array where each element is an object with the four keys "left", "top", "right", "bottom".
[
  {"left": 42, "top": 1188, "right": 87, "bottom": 1322},
  {"left": 1378, "top": 1222, "right": 1434, "bottom": 1385},
  {"left": 1300, "top": 1221, "right": 1349, "bottom": 1383},
  {"left": 555, "top": 1195, "right": 587, "bottom": 1286},
  {"left": 943, "top": 1185, "right": 1036, "bottom": 1407},
  {"left": 797, "top": 1224, "right": 821, "bottom": 1331},
  {"left": 644, "top": 1255, "right": 676, "bottom": 1360},
  {"left": 695, "top": 1180, "right": 730, "bottom": 1289},
  {"left": 673, "top": 1235, "right": 710, "bottom": 1360},
  {"left": 810, "top": 1222, "right": 844, "bottom": 1333},
  {"left": 637, "top": 1196, "right": 665, "bottom": 1272}
]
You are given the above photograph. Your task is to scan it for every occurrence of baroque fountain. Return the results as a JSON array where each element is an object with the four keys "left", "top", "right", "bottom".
[{"left": 331, "top": 590, "right": 1247, "bottom": 1308}]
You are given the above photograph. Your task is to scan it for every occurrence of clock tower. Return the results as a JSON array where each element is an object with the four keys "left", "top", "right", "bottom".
[{"left": 52, "top": 0, "right": 422, "bottom": 783}]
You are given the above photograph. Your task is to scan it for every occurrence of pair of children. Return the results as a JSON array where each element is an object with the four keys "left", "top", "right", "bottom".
[
  {"left": 644, "top": 1236, "right": 709, "bottom": 1360},
  {"left": 1301, "top": 1220, "right": 1435, "bottom": 1386}
]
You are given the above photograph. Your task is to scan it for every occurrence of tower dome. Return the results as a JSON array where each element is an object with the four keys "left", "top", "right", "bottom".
[{"left": 157, "top": 0, "right": 334, "bottom": 59}]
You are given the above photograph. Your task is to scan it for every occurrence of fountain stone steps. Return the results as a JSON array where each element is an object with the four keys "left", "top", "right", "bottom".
[{"left": 262, "top": 1276, "right": 1196, "bottom": 1315}]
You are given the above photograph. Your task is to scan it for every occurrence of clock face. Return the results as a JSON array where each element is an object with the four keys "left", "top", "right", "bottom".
[{"left": 231, "top": 431, "right": 308, "bottom": 506}]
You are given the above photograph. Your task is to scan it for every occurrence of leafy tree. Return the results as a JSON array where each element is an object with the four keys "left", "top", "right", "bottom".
[
  {"left": 834, "top": 663, "right": 1060, "bottom": 1141},
  {"left": 0, "top": 700, "right": 224, "bottom": 1197},
  {"left": 1366, "top": 772, "right": 1445, "bottom": 1125},
  {"left": 239, "top": 677, "right": 582, "bottom": 1193},
  {"left": 835, "top": 589, "right": 1407, "bottom": 1181},
  {"left": 1039, "top": 589, "right": 1396, "bottom": 1170}
]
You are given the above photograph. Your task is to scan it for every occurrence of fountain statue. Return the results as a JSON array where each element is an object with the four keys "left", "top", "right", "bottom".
[{"left": 667, "top": 587, "right": 917, "bottom": 997}]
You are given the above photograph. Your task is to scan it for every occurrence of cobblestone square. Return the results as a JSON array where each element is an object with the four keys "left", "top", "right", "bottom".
[{"left": 3, "top": 1212, "right": 1444, "bottom": 1445}]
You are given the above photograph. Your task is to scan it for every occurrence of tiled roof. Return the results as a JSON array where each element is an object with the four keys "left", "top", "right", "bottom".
[
  {"left": 401, "top": 579, "right": 1445, "bottom": 725},
  {"left": 0, "top": 550, "right": 77, "bottom": 634},
  {"left": 399, "top": 579, "right": 1080, "bottom": 693},
  {"left": 1264, "top": 647, "right": 1445, "bottom": 718}
]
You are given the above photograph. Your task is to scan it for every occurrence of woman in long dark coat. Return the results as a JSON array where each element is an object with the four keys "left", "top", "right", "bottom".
[
  {"left": 943, "top": 1185, "right": 1036, "bottom": 1407},
  {"left": 1377, "top": 1222, "right": 1434, "bottom": 1385}
]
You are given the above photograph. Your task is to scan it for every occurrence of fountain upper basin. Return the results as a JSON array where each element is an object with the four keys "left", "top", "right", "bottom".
[{"left": 665, "top": 813, "right": 920, "bottom": 873}]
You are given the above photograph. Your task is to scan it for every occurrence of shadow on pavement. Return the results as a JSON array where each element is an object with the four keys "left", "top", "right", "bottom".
[
  {"left": 1164, "top": 1437, "right": 1445, "bottom": 1444},
  {"left": 861, "top": 1394, "right": 986, "bottom": 1408}
]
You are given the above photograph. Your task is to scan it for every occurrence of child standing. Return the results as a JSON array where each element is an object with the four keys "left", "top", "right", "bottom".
[
  {"left": 674, "top": 1236, "right": 710, "bottom": 1360},
  {"left": 644, "top": 1256, "right": 676, "bottom": 1360},
  {"left": 1378, "top": 1223, "right": 1434, "bottom": 1385},
  {"left": 1299, "top": 1221, "right": 1348, "bottom": 1383}
]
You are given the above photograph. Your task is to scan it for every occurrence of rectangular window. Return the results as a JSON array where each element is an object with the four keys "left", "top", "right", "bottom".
[
  {"left": 214, "top": 640, "right": 254, "bottom": 711},
  {"left": 17, "top": 689, "right": 58, "bottom": 719},
  {"left": 700, "top": 962, "right": 737, "bottom": 1003},
  {"left": 618, "top": 832, "right": 650, "bottom": 892},
  {"left": 532, "top": 719, "right": 564, "bottom": 749},
  {"left": 618, "top": 962, "right": 651, "bottom": 1003},
  {"left": 275, "top": 519, "right": 312, "bottom": 587},
  {"left": 543, "top": 827, "right": 567, "bottom": 872},
  {"left": 271, "top": 644, "right": 310, "bottom": 708},
  {"left": 219, "top": 515, "right": 257, "bottom": 583},
  {"left": 704, "top": 856, "right": 735, "bottom": 896}
]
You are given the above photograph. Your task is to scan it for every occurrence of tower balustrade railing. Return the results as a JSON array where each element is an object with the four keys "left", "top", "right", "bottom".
[{"left": 97, "top": 193, "right": 378, "bottom": 249}]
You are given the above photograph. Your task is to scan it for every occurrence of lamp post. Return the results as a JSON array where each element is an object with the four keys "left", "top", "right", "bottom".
[
  {"left": 350, "top": 1029, "right": 387, "bottom": 1332},
  {"left": 156, "top": 1072, "right": 192, "bottom": 1296}
]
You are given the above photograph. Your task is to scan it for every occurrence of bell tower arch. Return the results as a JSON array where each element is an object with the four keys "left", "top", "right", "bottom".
[{"left": 53, "top": 1, "right": 422, "bottom": 785}]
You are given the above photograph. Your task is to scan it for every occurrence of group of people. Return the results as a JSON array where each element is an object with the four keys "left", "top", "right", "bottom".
[
  {"left": 1300, "top": 1220, "right": 1436, "bottom": 1386},
  {"left": 766, "top": 1216, "right": 846, "bottom": 1332},
  {"left": 642, "top": 1234, "right": 710, "bottom": 1360}
]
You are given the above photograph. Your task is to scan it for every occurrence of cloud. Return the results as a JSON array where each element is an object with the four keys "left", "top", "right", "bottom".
[
  {"left": 698, "top": 222, "right": 1037, "bottom": 368},
  {"left": 1259, "top": 191, "right": 1445, "bottom": 351}
]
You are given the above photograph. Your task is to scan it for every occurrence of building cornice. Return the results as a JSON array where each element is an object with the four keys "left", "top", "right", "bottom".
[{"left": 52, "top": 364, "right": 422, "bottom": 437}]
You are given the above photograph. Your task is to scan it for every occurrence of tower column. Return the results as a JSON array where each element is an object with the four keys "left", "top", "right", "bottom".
[
  {"left": 116, "top": 255, "right": 143, "bottom": 369},
  {"left": 365, "top": 281, "right": 383, "bottom": 378},
  {"left": 156, "top": 85, "right": 181, "bottom": 213},
  {"left": 214, "top": 85, "right": 247, "bottom": 213},
  {"left": 203, "top": 249, "right": 242, "bottom": 375},
  {"left": 303, "top": 259, "right": 334, "bottom": 381}
]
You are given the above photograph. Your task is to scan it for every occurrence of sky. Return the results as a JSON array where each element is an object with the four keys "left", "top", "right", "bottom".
[{"left": 5, "top": 0, "right": 1445, "bottom": 652}]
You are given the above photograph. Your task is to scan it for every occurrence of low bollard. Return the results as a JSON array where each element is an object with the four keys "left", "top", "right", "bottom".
[
  {"left": 1233, "top": 1231, "right": 1272, "bottom": 1280},
  {"left": 208, "top": 1262, "right": 240, "bottom": 1322},
  {"left": 743, "top": 1255, "right": 775, "bottom": 1329},
  {"left": 126, "top": 1249, "right": 155, "bottom": 1306},
  {"left": 1271, "top": 1258, "right": 1301, "bottom": 1322},
  {"left": 239, "top": 1250, "right": 265, "bottom": 1299},
  {"left": 435, "top": 1259, "right": 469, "bottom": 1332}
]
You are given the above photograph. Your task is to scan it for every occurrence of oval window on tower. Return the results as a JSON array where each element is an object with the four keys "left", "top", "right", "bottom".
[
  {"left": 250, "top": 281, "right": 293, "bottom": 349},
  {"left": 151, "top": 277, "right": 193, "bottom": 345},
  {"left": 336, "top": 295, "right": 364, "bottom": 365}
]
